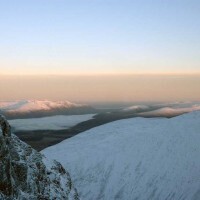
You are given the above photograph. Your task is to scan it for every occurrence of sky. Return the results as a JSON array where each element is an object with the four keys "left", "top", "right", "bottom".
[
  {"left": 0, "top": 0, "right": 200, "bottom": 75},
  {"left": 0, "top": 0, "right": 200, "bottom": 102},
  {"left": 1, "top": 75, "right": 200, "bottom": 102}
]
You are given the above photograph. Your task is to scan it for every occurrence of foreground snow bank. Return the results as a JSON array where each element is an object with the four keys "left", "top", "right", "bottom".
[{"left": 43, "top": 111, "right": 200, "bottom": 200}]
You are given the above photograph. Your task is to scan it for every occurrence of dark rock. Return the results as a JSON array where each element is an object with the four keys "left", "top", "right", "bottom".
[{"left": 0, "top": 115, "right": 79, "bottom": 200}]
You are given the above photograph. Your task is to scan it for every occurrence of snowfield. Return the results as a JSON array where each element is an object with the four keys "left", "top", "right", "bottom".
[
  {"left": 43, "top": 111, "right": 200, "bottom": 200},
  {"left": 9, "top": 114, "right": 95, "bottom": 131}
]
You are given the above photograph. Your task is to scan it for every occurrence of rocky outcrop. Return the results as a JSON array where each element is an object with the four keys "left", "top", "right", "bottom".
[
  {"left": 0, "top": 115, "right": 79, "bottom": 200},
  {"left": 0, "top": 115, "right": 11, "bottom": 137}
]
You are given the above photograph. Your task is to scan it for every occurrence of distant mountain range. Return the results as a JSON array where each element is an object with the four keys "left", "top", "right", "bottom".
[
  {"left": 121, "top": 102, "right": 200, "bottom": 118},
  {"left": 0, "top": 100, "right": 96, "bottom": 119}
]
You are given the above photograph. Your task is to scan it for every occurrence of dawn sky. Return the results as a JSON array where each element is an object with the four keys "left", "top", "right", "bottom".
[
  {"left": 0, "top": 0, "right": 200, "bottom": 75},
  {"left": 0, "top": 1, "right": 200, "bottom": 102},
  {"left": 1, "top": 75, "right": 200, "bottom": 102}
]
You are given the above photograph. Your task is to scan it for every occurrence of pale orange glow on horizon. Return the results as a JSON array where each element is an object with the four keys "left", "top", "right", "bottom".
[
  {"left": 0, "top": 74, "right": 200, "bottom": 102},
  {"left": 1, "top": 68, "right": 200, "bottom": 76}
]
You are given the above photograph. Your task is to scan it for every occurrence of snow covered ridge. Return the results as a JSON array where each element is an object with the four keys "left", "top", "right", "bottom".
[
  {"left": 138, "top": 106, "right": 200, "bottom": 117},
  {"left": 0, "top": 100, "right": 87, "bottom": 111},
  {"left": 0, "top": 115, "right": 79, "bottom": 200},
  {"left": 122, "top": 102, "right": 200, "bottom": 117},
  {"left": 122, "top": 105, "right": 149, "bottom": 112},
  {"left": 43, "top": 111, "right": 200, "bottom": 200},
  {"left": 0, "top": 100, "right": 96, "bottom": 119}
]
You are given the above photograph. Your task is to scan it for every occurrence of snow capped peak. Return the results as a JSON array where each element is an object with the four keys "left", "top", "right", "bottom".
[
  {"left": 139, "top": 105, "right": 200, "bottom": 117},
  {"left": 0, "top": 100, "right": 95, "bottom": 119},
  {"left": 121, "top": 102, "right": 200, "bottom": 117},
  {"left": 0, "top": 100, "right": 83, "bottom": 113}
]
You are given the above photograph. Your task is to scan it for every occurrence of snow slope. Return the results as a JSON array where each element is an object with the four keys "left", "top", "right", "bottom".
[
  {"left": 43, "top": 111, "right": 200, "bottom": 200},
  {"left": 9, "top": 114, "right": 95, "bottom": 131}
]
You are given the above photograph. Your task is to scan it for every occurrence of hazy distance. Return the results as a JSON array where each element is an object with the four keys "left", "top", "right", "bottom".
[{"left": 1, "top": 74, "right": 200, "bottom": 103}]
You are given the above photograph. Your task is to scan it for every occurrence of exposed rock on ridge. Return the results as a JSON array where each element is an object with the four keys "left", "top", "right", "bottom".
[
  {"left": 0, "top": 115, "right": 79, "bottom": 200},
  {"left": 0, "top": 115, "right": 11, "bottom": 137}
]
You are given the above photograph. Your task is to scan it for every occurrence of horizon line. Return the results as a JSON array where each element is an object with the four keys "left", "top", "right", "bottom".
[{"left": 1, "top": 72, "right": 200, "bottom": 76}]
